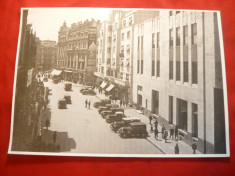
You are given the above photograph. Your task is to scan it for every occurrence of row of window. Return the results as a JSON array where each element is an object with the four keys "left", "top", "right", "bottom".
[
  {"left": 121, "top": 31, "right": 131, "bottom": 40},
  {"left": 122, "top": 17, "right": 133, "bottom": 27},
  {"left": 169, "top": 23, "right": 197, "bottom": 47}
]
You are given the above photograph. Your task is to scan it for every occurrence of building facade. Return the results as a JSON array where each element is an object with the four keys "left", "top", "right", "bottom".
[
  {"left": 56, "top": 20, "right": 99, "bottom": 84},
  {"left": 95, "top": 10, "right": 159, "bottom": 103},
  {"left": 132, "top": 10, "right": 225, "bottom": 154},
  {"left": 35, "top": 40, "right": 57, "bottom": 71}
]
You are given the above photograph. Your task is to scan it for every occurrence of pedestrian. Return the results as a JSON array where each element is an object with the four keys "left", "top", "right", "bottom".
[
  {"left": 169, "top": 124, "right": 174, "bottom": 140},
  {"left": 154, "top": 119, "right": 158, "bottom": 129},
  {"left": 88, "top": 100, "right": 91, "bottom": 109},
  {"left": 120, "top": 100, "right": 122, "bottom": 107},
  {"left": 45, "top": 118, "right": 50, "bottom": 130},
  {"left": 161, "top": 125, "right": 166, "bottom": 139},
  {"left": 175, "top": 142, "right": 179, "bottom": 154},
  {"left": 85, "top": 99, "right": 88, "bottom": 108},
  {"left": 154, "top": 127, "right": 159, "bottom": 139},
  {"left": 191, "top": 140, "right": 197, "bottom": 154},
  {"left": 123, "top": 101, "right": 126, "bottom": 108},
  {"left": 52, "top": 131, "right": 57, "bottom": 144},
  {"left": 164, "top": 130, "right": 168, "bottom": 143},
  {"left": 175, "top": 125, "right": 179, "bottom": 140},
  {"left": 149, "top": 114, "right": 153, "bottom": 124},
  {"left": 150, "top": 124, "right": 154, "bottom": 132}
]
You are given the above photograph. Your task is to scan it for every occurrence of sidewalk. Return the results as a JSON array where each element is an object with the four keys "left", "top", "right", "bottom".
[{"left": 95, "top": 93, "right": 202, "bottom": 155}]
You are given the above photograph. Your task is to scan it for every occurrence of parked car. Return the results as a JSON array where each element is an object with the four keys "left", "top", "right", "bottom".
[
  {"left": 53, "top": 77, "right": 60, "bottom": 84},
  {"left": 64, "top": 83, "right": 72, "bottom": 91},
  {"left": 57, "top": 99, "right": 67, "bottom": 109},
  {"left": 80, "top": 86, "right": 92, "bottom": 93},
  {"left": 117, "top": 122, "right": 148, "bottom": 138},
  {"left": 101, "top": 110, "right": 112, "bottom": 118},
  {"left": 106, "top": 112, "right": 125, "bottom": 123},
  {"left": 82, "top": 88, "right": 96, "bottom": 95},
  {"left": 110, "top": 117, "right": 141, "bottom": 132},
  {"left": 98, "top": 104, "right": 119, "bottom": 114},
  {"left": 64, "top": 95, "right": 71, "bottom": 104},
  {"left": 93, "top": 99, "right": 111, "bottom": 108},
  {"left": 43, "top": 77, "right": 48, "bottom": 82}
]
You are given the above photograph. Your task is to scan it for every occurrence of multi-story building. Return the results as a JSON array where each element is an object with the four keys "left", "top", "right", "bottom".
[
  {"left": 132, "top": 10, "right": 225, "bottom": 154},
  {"left": 95, "top": 10, "right": 159, "bottom": 103},
  {"left": 36, "top": 40, "right": 57, "bottom": 71},
  {"left": 56, "top": 20, "right": 99, "bottom": 84}
]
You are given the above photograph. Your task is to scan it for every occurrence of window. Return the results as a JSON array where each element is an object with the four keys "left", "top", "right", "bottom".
[
  {"left": 192, "top": 23, "right": 197, "bottom": 45},
  {"left": 138, "top": 37, "right": 140, "bottom": 50},
  {"left": 192, "top": 103, "right": 198, "bottom": 138},
  {"left": 183, "top": 25, "right": 188, "bottom": 45},
  {"left": 123, "top": 20, "right": 126, "bottom": 27},
  {"left": 169, "top": 29, "right": 173, "bottom": 46},
  {"left": 176, "top": 27, "right": 180, "bottom": 46},
  {"left": 176, "top": 11, "right": 180, "bottom": 14},
  {"left": 169, "top": 47, "right": 173, "bottom": 80},
  {"left": 152, "top": 33, "right": 156, "bottom": 48},
  {"left": 152, "top": 90, "right": 159, "bottom": 115},
  {"left": 141, "top": 60, "right": 143, "bottom": 74},
  {"left": 127, "top": 31, "right": 130, "bottom": 39},
  {"left": 152, "top": 60, "right": 155, "bottom": 76},
  {"left": 157, "top": 32, "right": 160, "bottom": 48},
  {"left": 126, "top": 74, "right": 129, "bottom": 81},
  {"left": 141, "top": 36, "right": 143, "bottom": 49},
  {"left": 169, "top": 11, "right": 173, "bottom": 16},
  {"left": 129, "top": 17, "right": 132, "bottom": 25},
  {"left": 137, "top": 60, "right": 140, "bottom": 73},
  {"left": 122, "top": 33, "right": 124, "bottom": 40}
]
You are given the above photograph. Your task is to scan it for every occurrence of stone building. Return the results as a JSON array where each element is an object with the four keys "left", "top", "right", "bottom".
[
  {"left": 56, "top": 20, "right": 100, "bottom": 84},
  {"left": 132, "top": 10, "right": 225, "bottom": 154},
  {"left": 95, "top": 10, "right": 159, "bottom": 103},
  {"left": 35, "top": 40, "right": 57, "bottom": 71}
]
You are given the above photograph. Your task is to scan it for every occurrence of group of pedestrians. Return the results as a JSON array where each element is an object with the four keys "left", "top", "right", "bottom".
[
  {"left": 85, "top": 99, "right": 91, "bottom": 109},
  {"left": 148, "top": 114, "right": 198, "bottom": 154},
  {"left": 119, "top": 100, "right": 127, "bottom": 108}
]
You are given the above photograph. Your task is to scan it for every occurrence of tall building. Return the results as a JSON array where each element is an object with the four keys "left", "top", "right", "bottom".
[
  {"left": 36, "top": 40, "right": 57, "bottom": 71},
  {"left": 94, "top": 10, "right": 159, "bottom": 103},
  {"left": 56, "top": 20, "right": 100, "bottom": 84},
  {"left": 132, "top": 10, "right": 225, "bottom": 154}
]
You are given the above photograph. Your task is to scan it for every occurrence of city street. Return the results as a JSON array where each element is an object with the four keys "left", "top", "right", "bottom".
[{"left": 41, "top": 79, "right": 163, "bottom": 154}]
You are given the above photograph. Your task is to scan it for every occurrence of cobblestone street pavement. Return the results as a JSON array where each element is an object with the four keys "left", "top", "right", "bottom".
[{"left": 40, "top": 79, "right": 163, "bottom": 154}]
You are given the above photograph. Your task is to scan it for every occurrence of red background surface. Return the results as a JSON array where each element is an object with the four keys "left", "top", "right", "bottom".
[{"left": 0, "top": 0, "right": 235, "bottom": 175}]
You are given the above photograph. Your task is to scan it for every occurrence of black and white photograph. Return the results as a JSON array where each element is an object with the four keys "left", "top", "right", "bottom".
[{"left": 8, "top": 8, "right": 229, "bottom": 157}]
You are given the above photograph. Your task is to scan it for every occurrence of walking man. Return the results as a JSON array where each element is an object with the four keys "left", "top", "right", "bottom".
[
  {"left": 45, "top": 118, "right": 50, "bottom": 130},
  {"left": 149, "top": 114, "right": 153, "bottom": 124},
  {"left": 85, "top": 99, "right": 88, "bottom": 108},
  {"left": 169, "top": 124, "right": 174, "bottom": 140},
  {"left": 88, "top": 100, "right": 91, "bottom": 109},
  {"left": 191, "top": 140, "right": 197, "bottom": 154},
  {"left": 161, "top": 125, "right": 166, "bottom": 139},
  {"left": 154, "top": 126, "right": 159, "bottom": 139},
  {"left": 175, "top": 142, "right": 179, "bottom": 154},
  {"left": 175, "top": 125, "right": 179, "bottom": 140},
  {"left": 52, "top": 131, "right": 57, "bottom": 144}
]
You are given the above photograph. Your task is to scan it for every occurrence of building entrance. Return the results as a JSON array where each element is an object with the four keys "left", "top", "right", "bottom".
[{"left": 177, "top": 99, "right": 188, "bottom": 131}]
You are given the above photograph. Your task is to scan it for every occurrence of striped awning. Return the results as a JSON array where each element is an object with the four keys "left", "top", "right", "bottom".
[
  {"left": 100, "top": 81, "right": 108, "bottom": 88},
  {"left": 106, "top": 84, "right": 114, "bottom": 92}
]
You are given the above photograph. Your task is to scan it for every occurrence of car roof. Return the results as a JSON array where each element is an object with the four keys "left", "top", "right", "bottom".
[
  {"left": 130, "top": 122, "right": 146, "bottom": 126},
  {"left": 115, "top": 112, "right": 124, "bottom": 115},
  {"left": 122, "top": 117, "right": 141, "bottom": 121}
]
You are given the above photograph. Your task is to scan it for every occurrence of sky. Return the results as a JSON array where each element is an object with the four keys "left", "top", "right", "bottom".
[{"left": 26, "top": 8, "right": 111, "bottom": 42}]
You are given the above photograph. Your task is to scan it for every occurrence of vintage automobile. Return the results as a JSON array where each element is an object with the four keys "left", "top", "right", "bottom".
[
  {"left": 43, "top": 77, "right": 48, "bottom": 82},
  {"left": 106, "top": 112, "right": 125, "bottom": 123},
  {"left": 81, "top": 88, "right": 96, "bottom": 95},
  {"left": 101, "top": 110, "right": 112, "bottom": 118},
  {"left": 98, "top": 104, "right": 119, "bottom": 114},
  {"left": 57, "top": 99, "right": 67, "bottom": 109},
  {"left": 93, "top": 99, "right": 111, "bottom": 108},
  {"left": 110, "top": 117, "right": 141, "bottom": 132},
  {"left": 64, "top": 83, "right": 72, "bottom": 91},
  {"left": 53, "top": 77, "right": 60, "bottom": 84},
  {"left": 117, "top": 122, "right": 148, "bottom": 138},
  {"left": 64, "top": 95, "right": 71, "bottom": 104},
  {"left": 80, "top": 86, "right": 92, "bottom": 93}
]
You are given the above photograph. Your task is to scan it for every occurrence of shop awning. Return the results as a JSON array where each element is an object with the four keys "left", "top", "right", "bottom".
[
  {"left": 100, "top": 81, "right": 108, "bottom": 88},
  {"left": 51, "top": 69, "right": 62, "bottom": 76},
  {"left": 106, "top": 84, "right": 114, "bottom": 92}
]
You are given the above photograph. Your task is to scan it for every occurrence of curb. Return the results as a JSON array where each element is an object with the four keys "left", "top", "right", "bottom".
[{"left": 146, "top": 138, "right": 167, "bottom": 154}]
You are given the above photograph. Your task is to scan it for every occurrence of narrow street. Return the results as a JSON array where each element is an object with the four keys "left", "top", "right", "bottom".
[{"left": 41, "top": 79, "right": 162, "bottom": 154}]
